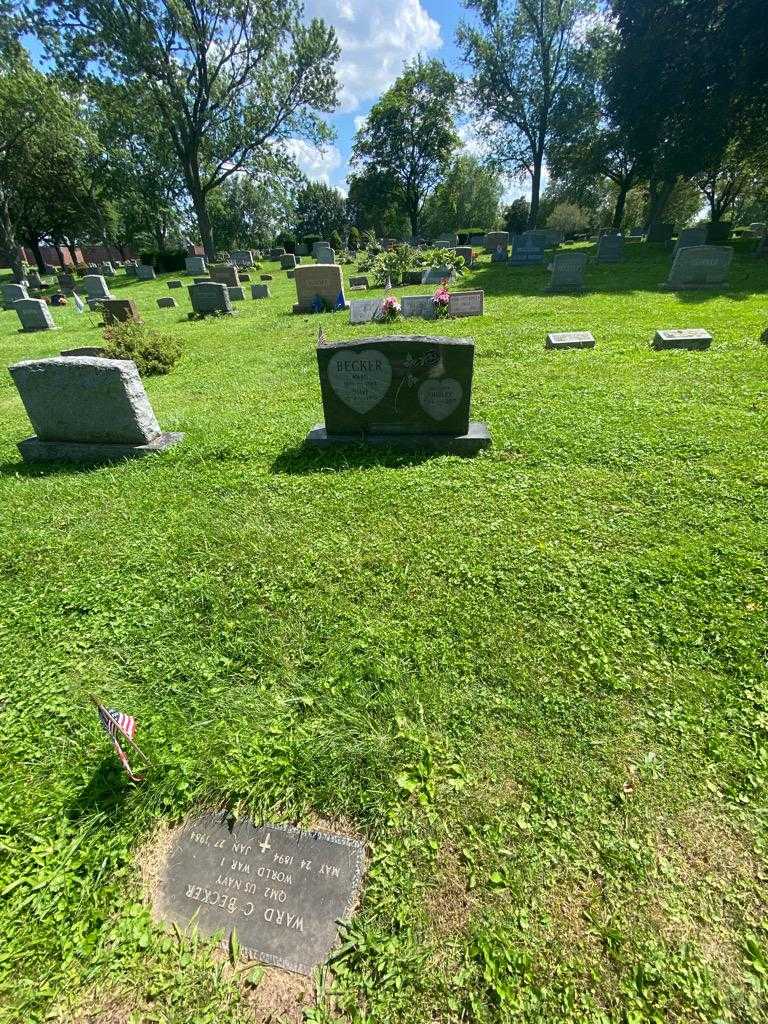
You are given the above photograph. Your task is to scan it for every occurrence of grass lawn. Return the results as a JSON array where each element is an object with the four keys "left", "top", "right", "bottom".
[{"left": 0, "top": 242, "right": 767, "bottom": 1023}]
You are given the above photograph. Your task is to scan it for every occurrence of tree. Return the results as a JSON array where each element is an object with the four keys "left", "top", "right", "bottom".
[
  {"left": 351, "top": 57, "right": 459, "bottom": 236},
  {"left": 208, "top": 156, "right": 303, "bottom": 251},
  {"left": 346, "top": 167, "right": 409, "bottom": 238},
  {"left": 421, "top": 155, "right": 503, "bottom": 236},
  {"left": 458, "top": 0, "right": 591, "bottom": 228},
  {"left": 37, "top": 0, "right": 340, "bottom": 258},
  {"left": 503, "top": 197, "right": 530, "bottom": 234},
  {"left": 547, "top": 202, "right": 588, "bottom": 237},
  {"left": 293, "top": 180, "right": 347, "bottom": 241},
  {"left": 693, "top": 142, "right": 767, "bottom": 225}
]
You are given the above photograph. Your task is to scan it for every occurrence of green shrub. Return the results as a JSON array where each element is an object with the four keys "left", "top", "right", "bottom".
[
  {"left": 139, "top": 248, "right": 187, "bottom": 272},
  {"left": 303, "top": 234, "right": 322, "bottom": 247},
  {"left": 102, "top": 318, "right": 182, "bottom": 376},
  {"left": 348, "top": 226, "right": 361, "bottom": 250},
  {"left": 706, "top": 221, "right": 733, "bottom": 242},
  {"left": 276, "top": 232, "right": 296, "bottom": 253},
  {"left": 330, "top": 230, "right": 343, "bottom": 252}
]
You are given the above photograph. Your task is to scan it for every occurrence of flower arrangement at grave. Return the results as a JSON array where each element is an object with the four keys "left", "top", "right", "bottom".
[
  {"left": 432, "top": 281, "right": 451, "bottom": 317},
  {"left": 378, "top": 294, "right": 402, "bottom": 322}
]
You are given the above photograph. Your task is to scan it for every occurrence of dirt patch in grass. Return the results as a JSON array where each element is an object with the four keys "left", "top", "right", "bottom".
[
  {"left": 65, "top": 991, "right": 141, "bottom": 1023},
  {"left": 425, "top": 844, "right": 478, "bottom": 938},
  {"left": 238, "top": 966, "right": 315, "bottom": 1023}
]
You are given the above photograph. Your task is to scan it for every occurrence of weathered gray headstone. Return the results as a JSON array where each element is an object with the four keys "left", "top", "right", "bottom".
[
  {"left": 309, "top": 335, "right": 490, "bottom": 454},
  {"left": 185, "top": 256, "right": 207, "bottom": 275},
  {"left": 311, "top": 241, "right": 330, "bottom": 259},
  {"left": 101, "top": 262, "right": 115, "bottom": 277},
  {"left": 102, "top": 298, "right": 140, "bottom": 325},
  {"left": 673, "top": 227, "right": 707, "bottom": 255},
  {"left": 157, "top": 297, "right": 177, "bottom": 309},
  {"left": 188, "top": 281, "right": 234, "bottom": 316},
  {"left": 269, "top": 247, "right": 286, "bottom": 261},
  {"left": 293, "top": 265, "right": 347, "bottom": 313},
  {"left": 315, "top": 249, "right": 336, "bottom": 265},
  {"left": 231, "top": 250, "right": 255, "bottom": 268},
  {"left": 401, "top": 295, "right": 436, "bottom": 320},
  {"left": 546, "top": 251, "right": 587, "bottom": 292},
  {"left": 81, "top": 275, "right": 113, "bottom": 301},
  {"left": 156, "top": 812, "right": 364, "bottom": 976},
  {"left": 210, "top": 264, "right": 240, "bottom": 288},
  {"left": 484, "top": 231, "right": 509, "bottom": 254},
  {"left": 349, "top": 298, "right": 384, "bottom": 325},
  {"left": 57, "top": 272, "right": 76, "bottom": 293},
  {"left": 596, "top": 233, "right": 623, "bottom": 263},
  {"left": 280, "top": 253, "right": 297, "bottom": 270},
  {"left": 27, "top": 269, "right": 44, "bottom": 289},
  {"left": 349, "top": 276, "right": 369, "bottom": 289},
  {"left": 136, "top": 265, "right": 156, "bottom": 281},
  {"left": 8, "top": 356, "right": 183, "bottom": 462},
  {"left": 510, "top": 233, "right": 545, "bottom": 265},
  {"left": 662, "top": 245, "right": 733, "bottom": 290},
  {"left": 652, "top": 328, "right": 712, "bottom": 350},
  {"left": 447, "top": 290, "right": 484, "bottom": 318},
  {"left": 14, "top": 298, "right": 56, "bottom": 332},
  {"left": 228, "top": 286, "right": 245, "bottom": 302},
  {"left": 251, "top": 284, "right": 270, "bottom": 299},
  {"left": 453, "top": 246, "right": 474, "bottom": 269},
  {"left": 545, "top": 331, "right": 595, "bottom": 350},
  {"left": 2, "top": 282, "right": 29, "bottom": 309},
  {"left": 421, "top": 267, "right": 456, "bottom": 285}
]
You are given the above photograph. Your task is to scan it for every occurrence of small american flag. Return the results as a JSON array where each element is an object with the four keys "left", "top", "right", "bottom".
[
  {"left": 317, "top": 326, "right": 327, "bottom": 345},
  {"left": 94, "top": 699, "right": 146, "bottom": 781}
]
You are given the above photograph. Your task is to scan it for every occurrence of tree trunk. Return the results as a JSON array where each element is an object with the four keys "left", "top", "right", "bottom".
[
  {"left": 26, "top": 235, "right": 46, "bottom": 272},
  {"left": 54, "top": 241, "right": 65, "bottom": 266},
  {"left": 529, "top": 155, "right": 543, "bottom": 228},
  {"left": 0, "top": 196, "right": 23, "bottom": 280},
  {"left": 611, "top": 180, "right": 630, "bottom": 231},
  {"left": 646, "top": 179, "right": 675, "bottom": 232},
  {"left": 66, "top": 240, "right": 79, "bottom": 265},
  {"left": 189, "top": 182, "right": 215, "bottom": 259}
]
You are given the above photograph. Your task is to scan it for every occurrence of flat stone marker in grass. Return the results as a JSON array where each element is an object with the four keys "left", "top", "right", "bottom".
[
  {"left": 8, "top": 356, "right": 183, "bottom": 463},
  {"left": 251, "top": 284, "right": 270, "bottom": 299},
  {"left": 546, "top": 251, "right": 587, "bottom": 292},
  {"left": 14, "top": 298, "right": 56, "bottom": 332},
  {"left": 662, "top": 246, "right": 733, "bottom": 290},
  {"left": 349, "top": 275, "right": 369, "bottom": 289},
  {"left": 448, "top": 290, "right": 484, "bottom": 318},
  {"left": 422, "top": 266, "right": 455, "bottom": 285},
  {"left": 185, "top": 256, "right": 207, "bottom": 275},
  {"left": 308, "top": 334, "right": 491, "bottom": 454},
  {"left": 652, "top": 328, "right": 712, "bottom": 350},
  {"left": 167, "top": 280, "right": 182, "bottom": 289},
  {"left": 545, "top": 331, "right": 595, "bottom": 350},
  {"left": 2, "top": 282, "right": 29, "bottom": 309},
  {"left": 188, "top": 281, "right": 234, "bottom": 317},
  {"left": 157, "top": 297, "right": 177, "bottom": 309},
  {"left": 228, "top": 286, "right": 245, "bottom": 302},
  {"left": 293, "top": 265, "right": 347, "bottom": 314},
  {"left": 350, "top": 298, "right": 384, "bottom": 324},
  {"left": 102, "top": 298, "right": 140, "bottom": 325},
  {"left": 261, "top": 274, "right": 273, "bottom": 282},
  {"left": 401, "top": 295, "right": 436, "bottom": 319},
  {"left": 155, "top": 811, "right": 364, "bottom": 976}
]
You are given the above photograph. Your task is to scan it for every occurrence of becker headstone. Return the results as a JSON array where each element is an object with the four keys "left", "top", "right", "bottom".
[
  {"left": 309, "top": 334, "right": 491, "bottom": 454},
  {"left": 156, "top": 812, "right": 364, "bottom": 976},
  {"left": 8, "top": 356, "right": 183, "bottom": 463},
  {"left": 2, "top": 282, "right": 29, "bottom": 309},
  {"left": 662, "top": 246, "right": 733, "bottom": 290},
  {"left": 596, "top": 233, "right": 623, "bottom": 263},
  {"left": 546, "top": 251, "right": 587, "bottom": 292},
  {"left": 14, "top": 298, "right": 56, "bottom": 332},
  {"left": 189, "top": 281, "right": 233, "bottom": 316},
  {"left": 293, "top": 265, "right": 347, "bottom": 313}
]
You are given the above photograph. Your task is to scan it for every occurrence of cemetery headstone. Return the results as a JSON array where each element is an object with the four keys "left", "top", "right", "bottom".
[
  {"left": 81, "top": 275, "right": 113, "bottom": 302},
  {"left": 647, "top": 222, "right": 674, "bottom": 244},
  {"left": 454, "top": 246, "right": 474, "bottom": 269},
  {"left": 14, "top": 298, "right": 56, "bottom": 332},
  {"left": 448, "top": 290, "right": 484, "bottom": 318},
  {"left": 510, "top": 233, "right": 545, "bottom": 265},
  {"left": 155, "top": 812, "right": 365, "bottom": 976},
  {"left": 296, "top": 243, "right": 310, "bottom": 257},
  {"left": 401, "top": 295, "right": 436, "bottom": 320},
  {"left": 240, "top": 273, "right": 251, "bottom": 282},
  {"left": 469, "top": 234, "right": 485, "bottom": 246},
  {"left": 125, "top": 262, "right": 138, "bottom": 276},
  {"left": 546, "top": 251, "right": 587, "bottom": 292},
  {"left": 403, "top": 270, "right": 425, "bottom": 285},
  {"left": 185, "top": 256, "right": 207, "bottom": 275},
  {"left": 350, "top": 299, "right": 384, "bottom": 325},
  {"left": 136, "top": 265, "right": 156, "bottom": 281},
  {"left": 422, "top": 267, "right": 456, "bottom": 285},
  {"left": 757, "top": 232, "right": 768, "bottom": 258},
  {"left": 652, "top": 328, "right": 712, "bottom": 351},
  {"left": 58, "top": 272, "right": 76, "bottom": 293},
  {"left": 596, "top": 233, "right": 624, "bottom": 263},
  {"left": 188, "top": 281, "right": 234, "bottom": 317},
  {"left": 157, "top": 297, "right": 177, "bottom": 309},
  {"left": 673, "top": 227, "right": 707, "bottom": 255},
  {"left": 484, "top": 231, "right": 509, "bottom": 254},
  {"left": 8, "top": 356, "right": 183, "bottom": 463},
  {"left": 231, "top": 250, "right": 255, "bottom": 268},
  {"left": 280, "top": 253, "right": 297, "bottom": 270},
  {"left": 309, "top": 334, "right": 491, "bottom": 454},
  {"left": 102, "top": 298, "right": 140, "bottom": 325},
  {"left": 293, "top": 265, "right": 347, "bottom": 314},
  {"left": 101, "top": 262, "right": 115, "bottom": 277},
  {"left": 629, "top": 227, "right": 645, "bottom": 240},
  {"left": 261, "top": 274, "right": 273, "bottom": 281},
  {"left": 315, "top": 248, "right": 335, "bottom": 265},
  {"left": 168, "top": 280, "right": 182, "bottom": 289},
  {"left": 349, "top": 276, "right": 369, "bottom": 289},
  {"left": 2, "top": 283, "right": 29, "bottom": 309},
  {"left": 491, "top": 245, "right": 508, "bottom": 263},
  {"left": 27, "top": 270, "right": 44, "bottom": 289},
  {"left": 545, "top": 331, "right": 595, "bottom": 350},
  {"left": 210, "top": 264, "right": 240, "bottom": 288},
  {"left": 748, "top": 222, "right": 766, "bottom": 235},
  {"left": 662, "top": 245, "right": 733, "bottom": 290},
  {"left": 269, "top": 247, "right": 286, "bottom": 261},
  {"left": 228, "top": 286, "right": 245, "bottom": 302},
  {"left": 251, "top": 284, "right": 270, "bottom": 299},
  {"left": 312, "top": 241, "right": 331, "bottom": 259}
]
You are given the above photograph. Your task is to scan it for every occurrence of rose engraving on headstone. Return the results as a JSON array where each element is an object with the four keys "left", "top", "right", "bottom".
[{"left": 156, "top": 812, "right": 365, "bottom": 976}]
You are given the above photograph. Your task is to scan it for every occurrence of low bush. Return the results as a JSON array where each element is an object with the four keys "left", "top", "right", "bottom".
[
  {"left": 705, "top": 221, "right": 733, "bottom": 242},
  {"left": 102, "top": 318, "right": 182, "bottom": 376},
  {"left": 139, "top": 248, "right": 187, "bottom": 272}
]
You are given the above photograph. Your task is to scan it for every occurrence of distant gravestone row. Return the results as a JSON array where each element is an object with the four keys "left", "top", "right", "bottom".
[{"left": 349, "top": 290, "right": 484, "bottom": 325}]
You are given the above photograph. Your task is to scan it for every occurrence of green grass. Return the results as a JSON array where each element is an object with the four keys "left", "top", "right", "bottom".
[{"left": 0, "top": 242, "right": 767, "bottom": 1023}]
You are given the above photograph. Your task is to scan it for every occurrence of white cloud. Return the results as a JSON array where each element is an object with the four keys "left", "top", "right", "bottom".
[
  {"left": 305, "top": 0, "right": 442, "bottom": 112},
  {"left": 284, "top": 139, "right": 343, "bottom": 186},
  {"left": 353, "top": 114, "right": 367, "bottom": 132}
]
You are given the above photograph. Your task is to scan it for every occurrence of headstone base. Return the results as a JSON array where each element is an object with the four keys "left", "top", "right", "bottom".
[
  {"left": 293, "top": 303, "right": 350, "bottom": 314},
  {"left": 546, "top": 331, "right": 595, "bottom": 349},
  {"left": 652, "top": 329, "right": 712, "bottom": 351},
  {"left": 18, "top": 431, "right": 184, "bottom": 464},
  {"left": 18, "top": 324, "right": 57, "bottom": 334},
  {"left": 306, "top": 422, "right": 491, "bottom": 456}
]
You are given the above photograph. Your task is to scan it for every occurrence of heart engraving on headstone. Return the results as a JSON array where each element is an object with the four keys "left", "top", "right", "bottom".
[
  {"left": 327, "top": 348, "right": 392, "bottom": 414},
  {"left": 418, "top": 377, "right": 463, "bottom": 421}
]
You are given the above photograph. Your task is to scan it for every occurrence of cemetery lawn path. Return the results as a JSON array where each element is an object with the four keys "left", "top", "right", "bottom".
[{"left": 0, "top": 243, "right": 766, "bottom": 1023}]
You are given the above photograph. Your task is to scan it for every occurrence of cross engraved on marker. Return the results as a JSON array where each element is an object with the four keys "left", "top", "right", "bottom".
[{"left": 259, "top": 833, "right": 272, "bottom": 854}]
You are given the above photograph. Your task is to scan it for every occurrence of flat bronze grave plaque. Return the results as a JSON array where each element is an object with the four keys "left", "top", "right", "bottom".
[{"left": 157, "top": 812, "right": 365, "bottom": 975}]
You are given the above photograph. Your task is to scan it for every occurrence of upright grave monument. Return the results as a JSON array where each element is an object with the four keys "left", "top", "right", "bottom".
[
  {"left": 210, "top": 264, "right": 240, "bottom": 288},
  {"left": 280, "top": 253, "right": 297, "bottom": 270},
  {"left": 102, "top": 298, "right": 140, "bottom": 325},
  {"left": 136, "top": 265, "right": 156, "bottom": 281},
  {"left": 185, "top": 256, "right": 207, "bottom": 275},
  {"left": 8, "top": 356, "right": 183, "bottom": 463},
  {"left": 81, "top": 275, "right": 114, "bottom": 305},
  {"left": 14, "top": 298, "right": 56, "bottom": 332},
  {"left": 2, "top": 282, "right": 29, "bottom": 309},
  {"left": 662, "top": 246, "right": 733, "bottom": 290},
  {"left": 596, "top": 233, "right": 623, "bottom": 263},
  {"left": 673, "top": 227, "right": 707, "bottom": 255},
  {"left": 510, "top": 232, "right": 546, "bottom": 265},
  {"left": 546, "top": 251, "right": 587, "bottom": 292},
  {"left": 484, "top": 231, "right": 509, "bottom": 254},
  {"left": 308, "top": 334, "right": 491, "bottom": 454},
  {"left": 231, "top": 250, "right": 255, "bottom": 268},
  {"left": 188, "top": 281, "right": 234, "bottom": 317},
  {"left": 293, "top": 265, "right": 347, "bottom": 313}
]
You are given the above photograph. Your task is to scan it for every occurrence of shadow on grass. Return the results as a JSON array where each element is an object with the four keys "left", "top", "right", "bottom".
[
  {"left": 271, "top": 439, "right": 441, "bottom": 475},
  {"left": 68, "top": 756, "right": 135, "bottom": 820},
  {"left": 0, "top": 456, "right": 116, "bottom": 479}
]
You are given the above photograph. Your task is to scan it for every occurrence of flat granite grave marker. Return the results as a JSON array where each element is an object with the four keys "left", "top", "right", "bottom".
[
  {"left": 156, "top": 812, "right": 364, "bottom": 976},
  {"left": 652, "top": 328, "right": 712, "bottom": 351},
  {"left": 349, "top": 275, "right": 369, "bottom": 289},
  {"left": 102, "top": 298, "right": 140, "bottom": 325},
  {"left": 168, "top": 280, "right": 183, "bottom": 289},
  {"left": 15, "top": 298, "right": 56, "bottom": 332},
  {"left": 448, "top": 290, "right": 484, "bottom": 318},
  {"left": 251, "top": 284, "right": 270, "bottom": 299},
  {"left": 2, "top": 282, "right": 29, "bottom": 309},
  {"left": 546, "top": 331, "right": 595, "bottom": 350},
  {"left": 157, "top": 297, "right": 177, "bottom": 309},
  {"left": 350, "top": 298, "right": 384, "bottom": 324},
  {"left": 546, "top": 251, "right": 587, "bottom": 292},
  {"left": 293, "top": 265, "right": 347, "bottom": 313},
  {"left": 8, "top": 356, "right": 183, "bottom": 463},
  {"left": 228, "top": 286, "right": 245, "bottom": 302},
  {"left": 401, "top": 295, "right": 436, "bottom": 319},
  {"left": 188, "top": 281, "right": 233, "bottom": 317},
  {"left": 422, "top": 266, "right": 456, "bottom": 285},
  {"left": 308, "top": 334, "right": 491, "bottom": 454},
  {"left": 662, "top": 245, "right": 733, "bottom": 290}
]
